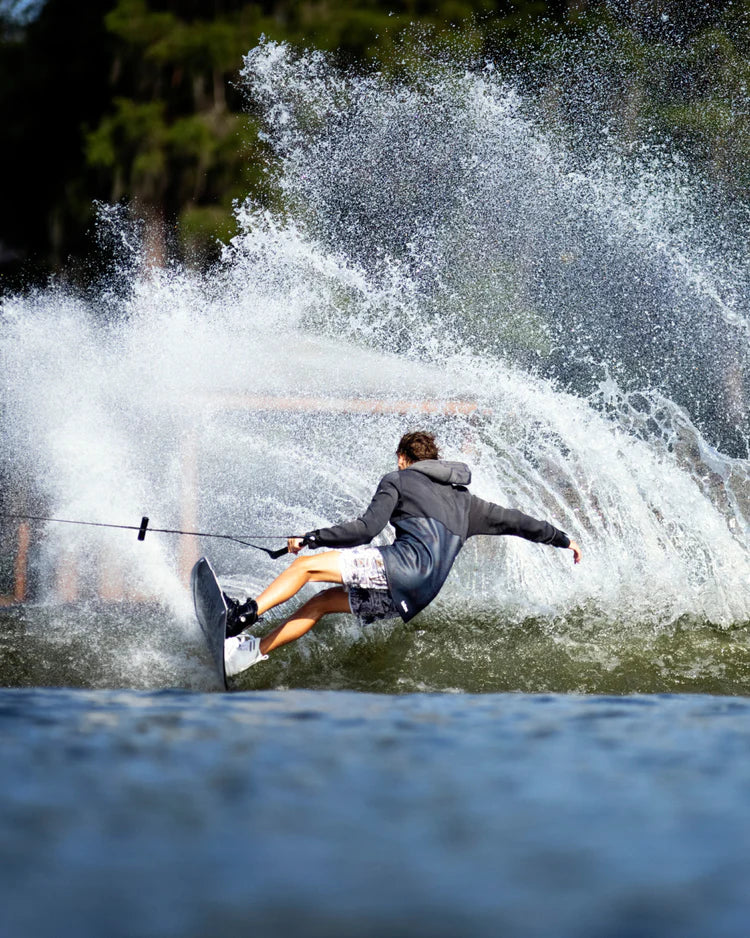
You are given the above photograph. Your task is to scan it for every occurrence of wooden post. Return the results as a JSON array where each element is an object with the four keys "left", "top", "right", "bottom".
[
  {"left": 99, "top": 546, "right": 125, "bottom": 602},
  {"left": 13, "top": 522, "right": 29, "bottom": 602},
  {"left": 56, "top": 549, "right": 79, "bottom": 603},
  {"left": 178, "top": 429, "right": 200, "bottom": 585},
  {"left": 0, "top": 521, "right": 30, "bottom": 605}
]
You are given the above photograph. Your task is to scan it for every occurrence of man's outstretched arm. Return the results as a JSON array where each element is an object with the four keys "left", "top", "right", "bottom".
[
  {"left": 291, "top": 474, "right": 400, "bottom": 552},
  {"left": 468, "top": 495, "right": 581, "bottom": 563}
]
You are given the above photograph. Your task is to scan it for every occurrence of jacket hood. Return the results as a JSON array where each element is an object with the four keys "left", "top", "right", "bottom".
[{"left": 407, "top": 459, "right": 472, "bottom": 486}]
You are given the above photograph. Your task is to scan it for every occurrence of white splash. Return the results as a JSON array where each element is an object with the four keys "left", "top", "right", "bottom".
[{"left": 1, "top": 40, "right": 748, "bottom": 634}]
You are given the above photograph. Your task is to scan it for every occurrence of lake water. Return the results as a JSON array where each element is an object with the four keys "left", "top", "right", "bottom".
[{"left": 2, "top": 684, "right": 750, "bottom": 938}]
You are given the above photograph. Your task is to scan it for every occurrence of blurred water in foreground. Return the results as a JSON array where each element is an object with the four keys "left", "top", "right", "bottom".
[{"left": 2, "top": 688, "right": 750, "bottom": 938}]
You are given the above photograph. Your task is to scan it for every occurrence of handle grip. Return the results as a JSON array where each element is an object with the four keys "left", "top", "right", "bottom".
[{"left": 267, "top": 545, "right": 290, "bottom": 559}]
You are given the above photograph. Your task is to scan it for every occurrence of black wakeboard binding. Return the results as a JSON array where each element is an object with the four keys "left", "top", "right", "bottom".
[{"left": 223, "top": 593, "right": 259, "bottom": 637}]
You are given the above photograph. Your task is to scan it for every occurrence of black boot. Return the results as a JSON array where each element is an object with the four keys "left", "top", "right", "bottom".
[{"left": 223, "top": 593, "right": 259, "bottom": 638}]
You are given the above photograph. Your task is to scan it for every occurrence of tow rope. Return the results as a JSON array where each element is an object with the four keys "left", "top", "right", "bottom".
[{"left": 0, "top": 513, "right": 296, "bottom": 559}]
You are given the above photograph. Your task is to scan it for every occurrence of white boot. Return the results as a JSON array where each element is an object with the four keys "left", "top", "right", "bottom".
[{"left": 224, "top": 634, "right": 268, "bottom": 677}]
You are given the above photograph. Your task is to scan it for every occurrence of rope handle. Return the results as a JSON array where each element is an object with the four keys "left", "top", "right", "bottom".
[{"left": 0, "top": 513, "right": 301, "bottom": 559}]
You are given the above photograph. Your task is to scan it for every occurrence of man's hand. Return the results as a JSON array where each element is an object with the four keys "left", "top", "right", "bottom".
[
  {"left": 288, "top": 537, "right": 306, "bottom": 555},
  {"left": 568, "top": 540, "right": 582, "bottom": 564}
]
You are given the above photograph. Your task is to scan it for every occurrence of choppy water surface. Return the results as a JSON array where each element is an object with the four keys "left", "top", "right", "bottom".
[
  {"left": 2, "top": 604, "right": 750, "bottom": 697},
  {"left": 2, "top": 687, "right": 750, "bottom": 938}
]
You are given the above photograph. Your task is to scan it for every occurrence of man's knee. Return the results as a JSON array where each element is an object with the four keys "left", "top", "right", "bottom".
[
  {"left": 305, "top": 587, "right": 347, "bottom": 616},
  {"left": 290, "top": 554, "right": 318, "bottom": 578},
  {"left": 308, "top": 586, "right": 338, "bottom": 608}
]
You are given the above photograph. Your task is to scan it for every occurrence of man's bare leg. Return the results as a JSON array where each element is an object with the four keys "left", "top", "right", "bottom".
[
  {"left": 255, "top": 551, "right": 343, "bottom": 616},
  {"left": 259, "top": 587, "right": 351, "bottom": 655}
]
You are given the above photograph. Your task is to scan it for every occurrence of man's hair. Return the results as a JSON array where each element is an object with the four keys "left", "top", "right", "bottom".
[{"left": 397, "top": 431, "right": 440, "bottom": 464}]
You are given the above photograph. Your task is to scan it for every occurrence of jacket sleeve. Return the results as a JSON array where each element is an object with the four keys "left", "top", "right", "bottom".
[
  {"left": 467, "top": 495, "right": 570, "bottom": 548},
  {"left": 303, "top": 474, "right": 400, "bottom": 549}
]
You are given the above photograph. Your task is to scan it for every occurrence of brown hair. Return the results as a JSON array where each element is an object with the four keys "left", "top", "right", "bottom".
[{"left": 397, "top": 431, "right": 440, "bottom": 464}]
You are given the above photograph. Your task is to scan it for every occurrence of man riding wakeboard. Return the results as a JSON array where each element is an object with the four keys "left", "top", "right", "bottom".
[{"left": 224, "top": 431, "right": 581, "bottom": 677}]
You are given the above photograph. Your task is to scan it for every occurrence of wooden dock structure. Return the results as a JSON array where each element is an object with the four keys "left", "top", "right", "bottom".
[{"left": 1, "top": 393, "right": 483, "bottom": 604}]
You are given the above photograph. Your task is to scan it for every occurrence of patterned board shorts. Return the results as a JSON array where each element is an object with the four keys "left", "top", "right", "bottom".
[{"left": 338, "top": 546, "right": 399, "bottom": 624}]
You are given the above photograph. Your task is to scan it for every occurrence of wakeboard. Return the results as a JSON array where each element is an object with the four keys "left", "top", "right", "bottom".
[{"left": 191, "top": 557, "right": 228, "bottom": 691}]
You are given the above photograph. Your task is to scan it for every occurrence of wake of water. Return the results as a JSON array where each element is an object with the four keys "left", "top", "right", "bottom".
[{"left": 1, "top": 39, "right": 748, "bottom": 691}]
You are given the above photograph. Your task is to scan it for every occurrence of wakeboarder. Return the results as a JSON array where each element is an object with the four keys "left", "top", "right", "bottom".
[{"left": 223, "top": 431, "right": 581, "bottom": 676}]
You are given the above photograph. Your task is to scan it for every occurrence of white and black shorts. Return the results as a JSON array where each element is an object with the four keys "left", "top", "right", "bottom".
[{"left": 338, "top": 546, "right": 399, "bottom": 624}]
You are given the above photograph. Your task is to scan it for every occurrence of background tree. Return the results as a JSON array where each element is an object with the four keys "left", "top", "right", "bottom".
[
  {"left": 1, "top": 0, "right": 748, "bottom": 288},
  {"left": 83, "top": 0, "right": 270, "bottom": 265}
]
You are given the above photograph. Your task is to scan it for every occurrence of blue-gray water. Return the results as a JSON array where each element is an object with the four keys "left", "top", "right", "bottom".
[{"left": 2, "top": 687, "right": 750, "bottom": 938}]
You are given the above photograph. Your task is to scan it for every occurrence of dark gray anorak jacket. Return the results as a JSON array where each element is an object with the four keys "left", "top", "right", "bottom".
[{"left": 303, "top": 459, "right": 571, "bottom": 622}]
